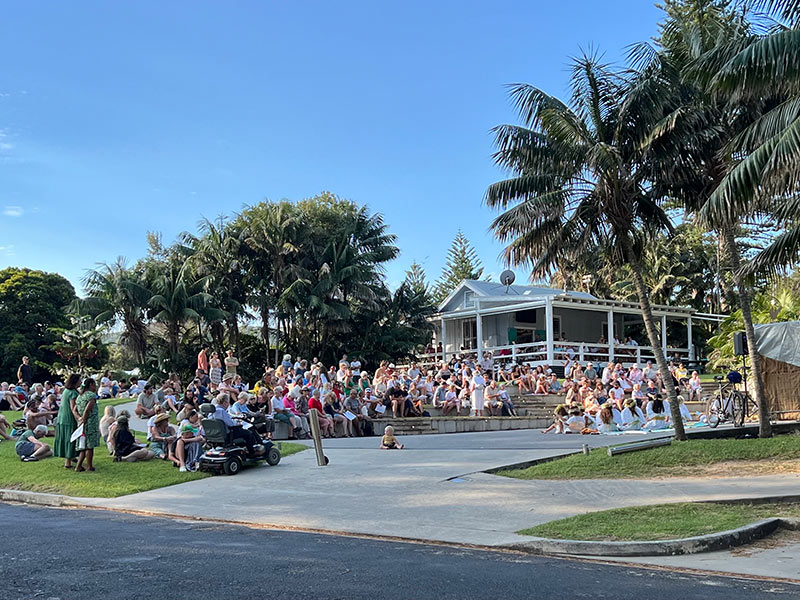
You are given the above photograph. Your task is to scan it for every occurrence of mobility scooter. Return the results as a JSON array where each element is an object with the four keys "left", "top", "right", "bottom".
[{"left": 198, "top": 403, "right": 281, "bottom": 475}]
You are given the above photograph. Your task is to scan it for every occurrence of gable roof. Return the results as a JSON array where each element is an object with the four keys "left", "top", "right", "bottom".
[{"left": 438, "top": 279, "right": 596, "bottom": 312}]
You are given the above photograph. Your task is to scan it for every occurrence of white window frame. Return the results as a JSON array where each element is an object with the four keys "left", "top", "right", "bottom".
[{"left": 464, "top": 291, "right": 475, "bottom": 309}]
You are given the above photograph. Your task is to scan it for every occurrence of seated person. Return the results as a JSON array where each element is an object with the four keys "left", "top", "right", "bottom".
[
  {"left": 24, "top": 399, "right": 56, "bottom": 431},
  {"left": 620, "top": 398, "right": 645, "bottom": 430},
  {"left": 149, "top": 413, "right": 177, "bottom": 460},
  {"left": 99, "top": 405, "right": 116, "bottom": 442},
  {"left": 174, "top": 423, "right": 205, "bottom": 472},
  {"left": 135, "top": 383, "right": 159, "bottom": 418},
  {"left": 441, "top": 384, "right": 461, "bottom": 416},
  {"left": 533, "top": 374, "right": 549, "bottom": 395},
  {"left": 643, "top": 394, "right": 671, "bottom": 430},
  {"left": 98, "top": 377, "right": 114, "bottom": 399},
  {"left": 308, "top": 389, "right": 334, "bottom": 437},
  {"left": 270, "top": 387, "right": 300, "bottom": 438},
  {"left": 113, "top": 415, "right": 154, "bottom": 462},
  {"left": 596, "top": 404, "right": 619, "bottom": 433},
  {"left": 380, "top": 425, "right": 404, "bottom": 449},
  {"left": 0, "top": 412, "right": 13, "bottom": 441},
  {"left": 498, "top": 384, "right": 517, "bottom": 416},
  {"left": 283, "top": 389, "right": 311, "bottom": 437},
  {"left": 211, "top": 393, "right": 264, "bottom": 454},
  {"left": 542, "top": 404, "right": 569, "bottom": 434},
  {"left": 483, "top": 381, "right": 503, "bottom": 416},
  {"left": 16, "top": 424, "right": 52, "bottom": 462}
]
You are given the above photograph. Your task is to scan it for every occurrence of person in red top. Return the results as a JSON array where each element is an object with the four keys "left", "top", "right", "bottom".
[
  {"left": 197, "top": 347, "right": 209, "bottom": 374},
  {"left": 307, "top": 389, "right": 334, "bottom": 437}
]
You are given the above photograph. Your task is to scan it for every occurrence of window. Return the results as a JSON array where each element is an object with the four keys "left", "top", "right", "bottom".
[
  {"left": 463, "top": 319, "right": 477, "bottom": 350},
  {"left": 464, "top": 291, "right": 475, "bottom": 308}
]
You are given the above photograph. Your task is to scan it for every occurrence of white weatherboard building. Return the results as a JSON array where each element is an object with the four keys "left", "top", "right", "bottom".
[{"left": 429, "top": 280, "right": 723, "bottom": 369}]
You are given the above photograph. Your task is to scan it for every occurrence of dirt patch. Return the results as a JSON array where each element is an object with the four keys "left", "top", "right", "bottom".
[
  {"left": 658, "top": 458, "right": 800, "bottom": 479},
  {"left": 731, "top": 528, "right": 800, "bottom": 557}
]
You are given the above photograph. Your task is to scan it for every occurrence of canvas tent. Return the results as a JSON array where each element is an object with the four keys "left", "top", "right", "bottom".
[{"left": 754, "top": 321, "right": 800, "bottom": 420}]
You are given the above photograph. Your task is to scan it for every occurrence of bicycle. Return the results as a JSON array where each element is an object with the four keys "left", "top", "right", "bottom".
[{"left": 702, "top": 371, "right": 759, "bottom": 428}]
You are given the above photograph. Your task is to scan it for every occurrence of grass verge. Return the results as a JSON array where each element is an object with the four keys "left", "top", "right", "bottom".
[
  {"left": 517, "top": 501, "right": 800, "bottom": 541},
  {"left": 1, "top": 408, "right": 308, "bottom": 497},
  {"left": 499, "top": 435, "right": 800, "bottom": 480}
]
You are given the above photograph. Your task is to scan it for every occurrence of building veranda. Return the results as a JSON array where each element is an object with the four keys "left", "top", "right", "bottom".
[{"left": 428, "top": 280, "right": 724, "bottom": 372}]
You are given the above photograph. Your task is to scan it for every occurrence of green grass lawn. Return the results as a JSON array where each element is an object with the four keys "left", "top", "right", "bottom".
[
  {"left": 518, "top": 501, "right": 800, "bottom": 541},
  {"left": 1, "top": 406, "right": 307, "bottom": 497},
  {"left": 500, "top": 435, "right": 800, "bottom": 480}
]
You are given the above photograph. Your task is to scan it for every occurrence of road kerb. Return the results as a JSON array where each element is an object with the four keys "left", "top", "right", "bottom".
[{"left": 508, "top": 518, "right": 784, "bottom": 556}]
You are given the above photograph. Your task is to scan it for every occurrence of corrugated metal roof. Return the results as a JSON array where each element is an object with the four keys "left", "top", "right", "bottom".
[{"left": 464, "top": 279, "right": 597, "bottom": 300}]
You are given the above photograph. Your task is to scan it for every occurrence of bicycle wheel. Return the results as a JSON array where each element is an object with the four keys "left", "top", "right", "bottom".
[
  {"left": 703, "top": 394, "right": 721, "bottom": 428},
  {"left": 732, "top": 391, "right": 746, "bottom": 427}
]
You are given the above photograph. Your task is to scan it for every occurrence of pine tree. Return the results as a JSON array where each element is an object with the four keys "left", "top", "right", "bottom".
[
  {"left": 433, "top": 230, "right": 485, "bottom": 303},
  {"left": 404, "top": 261, "right": 431, "bottom": 301}
]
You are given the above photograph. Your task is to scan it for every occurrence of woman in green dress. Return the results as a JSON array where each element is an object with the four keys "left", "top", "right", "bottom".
[
  {"left": 75, "top": 378, "right": 100, "bottom": 473},
  {"left": 53, "top": 373, "right": 82, "bottom": 469}
]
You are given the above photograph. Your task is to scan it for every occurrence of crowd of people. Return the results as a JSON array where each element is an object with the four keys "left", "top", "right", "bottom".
[{"left": 0, "top": 347, "right": 705, "bottom": 470}]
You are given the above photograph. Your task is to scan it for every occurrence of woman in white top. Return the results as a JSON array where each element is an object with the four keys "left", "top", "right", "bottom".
[
  {"left": 620, "top": 399, "right": 645, "bottom": 430},
  {"left": 597, "top": 404, "right": 618, "bottom": 433},
  {"left": 470, "top": 369, "right": 486, "bottom": 416},
  {"left": 643, "top": 395, "right": 671, "bottom": 430}
]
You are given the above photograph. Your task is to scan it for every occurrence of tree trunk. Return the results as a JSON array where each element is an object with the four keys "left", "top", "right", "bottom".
[
  {"left": 625, "top": 243, "right": 687, "bottom": 441},
  {"left": 721, "top": 227, "right": 772, "bottom": 438}
]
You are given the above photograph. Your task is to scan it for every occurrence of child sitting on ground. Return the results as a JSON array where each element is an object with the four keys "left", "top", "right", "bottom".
[
  {"left": 541, "top": 404, "right": 569, "bottom": 434},
  {"left": 380, "top": 425, "right": 404, "bottom": 449}
]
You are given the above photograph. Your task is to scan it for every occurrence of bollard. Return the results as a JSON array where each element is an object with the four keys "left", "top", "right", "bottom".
[
  {"left": 309, "top": 408, "right": 327, "bottom": 467},
  {"left": 582, "top": 443, "right": 590, "bottom": 456}
]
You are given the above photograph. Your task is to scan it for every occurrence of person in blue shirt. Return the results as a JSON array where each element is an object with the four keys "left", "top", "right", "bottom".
[{"left": 211, "top": 393, "right": 262, "bottom": 455}]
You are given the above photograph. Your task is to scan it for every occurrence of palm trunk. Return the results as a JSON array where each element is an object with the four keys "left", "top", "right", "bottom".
[
  {"left": 721, "top": 227, "right": 772, "bottom": 438},
  {"left": 625, "top": 242, "right": 687, "bottom": 441}
]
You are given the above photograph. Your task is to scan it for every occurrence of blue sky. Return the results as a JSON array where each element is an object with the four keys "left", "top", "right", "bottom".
[{"left": 0, "top": 1, "right": 662, "bottom": 293}]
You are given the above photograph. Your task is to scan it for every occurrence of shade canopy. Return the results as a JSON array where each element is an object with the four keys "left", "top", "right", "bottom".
[{"left": 754, "top": 321, "right": 800, "bottom": 368}]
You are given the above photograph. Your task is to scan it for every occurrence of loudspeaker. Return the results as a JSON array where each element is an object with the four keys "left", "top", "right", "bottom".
[{"left": 733, "top": 331, "right": 748, "bottom": 356}]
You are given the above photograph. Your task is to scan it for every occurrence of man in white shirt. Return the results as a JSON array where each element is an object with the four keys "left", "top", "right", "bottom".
[
  {"left": 407, "top": 363, "right": 421, "bottom": 380},
  {"left": 480, "top": 352, "right": 494, "bottom": 372}
]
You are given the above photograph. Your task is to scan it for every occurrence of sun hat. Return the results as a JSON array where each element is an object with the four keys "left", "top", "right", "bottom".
[
  {"left": 154, "top": 413, "right": 170, "bottom": 424},
  {"left": 222, "top": 372, "right": 234, "bottom": 381}
]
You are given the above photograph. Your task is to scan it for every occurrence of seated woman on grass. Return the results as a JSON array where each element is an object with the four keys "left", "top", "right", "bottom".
[
  {"left": 16, "top": 424, "right": 51, "bottom": 462},
  {"left": 113, "top": 415, "right": 155, "bottom": 462},
  {"left": 149, "top": 413, "right": 177, "bottom": 460},
  {"left": 620, "top": 398, "right": 645, "bottom": 430},
  {"left": 643, "top": 394, "right": 670, "bottom": 430},
  {"left": 173, "top": 423, "right": 205, "bottom": 472},
  {"left": 596, "top": 404, "right": 619, "bottom": 433}
]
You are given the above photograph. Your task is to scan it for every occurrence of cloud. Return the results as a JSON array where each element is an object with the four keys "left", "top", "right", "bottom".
[
  {"left": 0, "top": 129, "right": 12, "bottom": 152},
  {"left": 3, "top": 206, "right": 23, "bottom": 217},
  {"left": 0, "top": 245, "right": 15, "bottom": 256}
]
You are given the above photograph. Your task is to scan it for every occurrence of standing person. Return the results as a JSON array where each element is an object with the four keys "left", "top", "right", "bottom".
[
  {"left": 74, "top": 378, "right": 100, "bottom": 472},
  {"left": 470, "top": 368, "right": 486, "bottom": 417},
  {"left": 53, "top": 373, "right": 81, "bottom": 469},
  {"left": 17, "top": 356, "right": 33, "bottom": 386},
  {"left": 197, "top": 346, "right": 209, "bottom": 374},
  {"left": 224, "top": 349, "right": 239, "bottom": 377},
  {"left": 209, "top": 352, "right": 222, "bottom": 387}
]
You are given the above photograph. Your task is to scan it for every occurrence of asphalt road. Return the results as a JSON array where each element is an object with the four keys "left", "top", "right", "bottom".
[{"left": 3, "top": 503, "right": 797, "bottom": 600}]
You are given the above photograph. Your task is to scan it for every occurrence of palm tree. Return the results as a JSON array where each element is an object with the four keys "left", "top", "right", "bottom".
[
  {"left": 486, "top": 52, "right": 688, "bottom": 440},
  {"left": 239, "top": 200, "right": 303, "bottom": 364},
  {"left": 77, "top": 258, "right": 151, "bottom": 364},
  {"left": 146, "top": 261, "right": 220, "bottom": 369},
  {"left": 639, "top": 0, "right": 781, "bottom": 436},
  {"left": 181, "top": 216, "right": 246, "bottom": 350}
]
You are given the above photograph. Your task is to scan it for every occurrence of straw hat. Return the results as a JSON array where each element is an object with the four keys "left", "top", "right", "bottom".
[{"left": 154, "top": 413, "right": 170, "bottom": 424}]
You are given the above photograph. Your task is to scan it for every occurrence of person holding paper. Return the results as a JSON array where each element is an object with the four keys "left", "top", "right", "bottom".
[{"left": 324, "top": 393, "right": 354, "bottom": 437}]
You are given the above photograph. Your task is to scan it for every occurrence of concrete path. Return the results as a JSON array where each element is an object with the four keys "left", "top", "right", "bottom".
[
  {"left": 81, "top": 428, "right": 800, "bottom": 549},
  {"left": 114, "top": 400, "right": 149, "bottom": 432}
]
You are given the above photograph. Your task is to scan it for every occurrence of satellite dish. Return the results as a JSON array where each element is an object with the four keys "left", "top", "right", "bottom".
[{"left": 500, "top": 269, "right": 516, "bottom": 292}]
